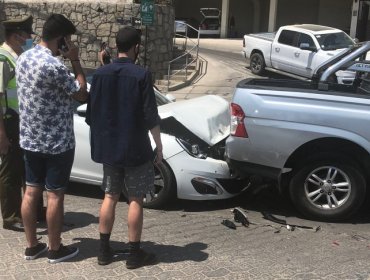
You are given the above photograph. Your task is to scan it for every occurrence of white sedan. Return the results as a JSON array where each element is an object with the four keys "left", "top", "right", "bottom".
[{"left": 71, "top": 90, "right": 248, "bottom": 208}]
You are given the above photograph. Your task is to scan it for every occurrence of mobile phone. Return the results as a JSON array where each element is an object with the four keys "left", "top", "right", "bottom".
[{"left": 58, "top": 37, "right": 69, "bottom": 52}]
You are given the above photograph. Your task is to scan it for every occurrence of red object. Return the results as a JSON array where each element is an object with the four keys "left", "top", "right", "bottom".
[{"left": 230, "top": 103, "right": 248, "bottom": 138}]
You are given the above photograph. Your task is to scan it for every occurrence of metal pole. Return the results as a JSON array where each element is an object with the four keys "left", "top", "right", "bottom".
[{"left": 144, "top": 25, "right": 148, "bottom": 67}]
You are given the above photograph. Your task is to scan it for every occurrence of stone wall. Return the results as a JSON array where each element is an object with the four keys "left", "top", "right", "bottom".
[{"left": 0, "top": 0, "right": 175, "bottom": 80}]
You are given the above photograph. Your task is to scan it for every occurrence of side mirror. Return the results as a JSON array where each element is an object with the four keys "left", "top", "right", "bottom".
[{"left": 299, "top": 43, "right": 317, "bottom": 52}]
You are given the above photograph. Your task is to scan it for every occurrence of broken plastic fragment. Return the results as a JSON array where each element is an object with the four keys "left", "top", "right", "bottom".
[
  {"left": 232, "top": 208, "right": 250, "bottom": 227},
  {"left": 221, "top": 219, "right": 236, "bottom": 230},
  {"left": 286, "top": 225, "right": 295, "bottom": 231}
]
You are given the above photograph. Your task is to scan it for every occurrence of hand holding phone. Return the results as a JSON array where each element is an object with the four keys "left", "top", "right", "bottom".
[
  {"left": 58, "top": 37, "right": 69, "bottom": 53},
  {"left": 58, "top": 37, "right": 79, "bottom": 61}
]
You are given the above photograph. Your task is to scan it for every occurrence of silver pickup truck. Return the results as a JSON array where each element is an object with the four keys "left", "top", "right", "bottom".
[{"left": 226, "top": 42, "right": 370, "bottom": 221}]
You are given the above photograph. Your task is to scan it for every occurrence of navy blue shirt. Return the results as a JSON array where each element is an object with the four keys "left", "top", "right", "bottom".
[{"left": 86, "top": 57, "right": 160, "bottom": 167}]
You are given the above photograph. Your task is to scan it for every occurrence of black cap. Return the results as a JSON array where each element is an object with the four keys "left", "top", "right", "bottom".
[{"left": 2, "top": 15, "right": 34, "bottom": 34}]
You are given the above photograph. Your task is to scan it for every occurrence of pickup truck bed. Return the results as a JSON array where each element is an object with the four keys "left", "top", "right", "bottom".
[{"left": 247, "top": 32, "right": 275, "bottom": 42}]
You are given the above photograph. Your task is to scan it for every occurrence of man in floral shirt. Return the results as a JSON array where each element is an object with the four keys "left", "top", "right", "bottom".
[{"left": 16, "top": 14, "right": 88, "bottom": 263}]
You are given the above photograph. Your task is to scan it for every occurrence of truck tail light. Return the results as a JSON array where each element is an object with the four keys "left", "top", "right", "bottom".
[
  {"left": 243, "top": 37, "right": 245, "bottom": 48},
  {"left": 230, "top": 103, "right": 248, "bottom": 138}
]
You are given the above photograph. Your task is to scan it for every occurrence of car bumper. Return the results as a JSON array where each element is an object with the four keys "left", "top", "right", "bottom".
[
  {"left": 167, "top": 151, "right": 249, "bottom": 200},
  {"left": 226, "top": 158, "right": 280, "bottom": 181}
]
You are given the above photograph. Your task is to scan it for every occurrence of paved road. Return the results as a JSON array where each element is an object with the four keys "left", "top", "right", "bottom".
[
  {"left": 1, "top": 183, "right": 370, "bottom": 279},
  {"left": 171, "top": 39, "right": 288, "bottom": 102}
]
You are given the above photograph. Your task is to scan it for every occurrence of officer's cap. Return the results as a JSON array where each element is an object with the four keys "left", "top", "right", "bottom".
[{"left": 2, "top": 15, "right": 34, "bottom": 34}]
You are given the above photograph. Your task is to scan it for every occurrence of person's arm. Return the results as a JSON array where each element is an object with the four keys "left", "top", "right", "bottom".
[
  {"left": 60, "top": 38, "right": 88, "bottom": 102},
  {"left": 0, "top": 60, "right": 11, "bottom": 155},
  {"left": 70, "top": 59, "right": 88, "bottom": 102},
  {"left": 150, "top": 125, "right": 163, "bottom": 164},
  {"left": 141, "top": 71, "right": 163, "bottom": 163}
]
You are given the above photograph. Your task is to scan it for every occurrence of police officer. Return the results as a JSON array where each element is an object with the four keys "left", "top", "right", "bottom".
[{"left": 0, "top": 16, "right": 44, "bottom": 231}]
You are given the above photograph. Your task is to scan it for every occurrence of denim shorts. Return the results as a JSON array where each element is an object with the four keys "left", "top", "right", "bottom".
[
  {"left": 102, "top": 161, "right": 155, "bottom": 198},
  {"left": 23, "top": 148, "right": 75, "bottom": 191}
]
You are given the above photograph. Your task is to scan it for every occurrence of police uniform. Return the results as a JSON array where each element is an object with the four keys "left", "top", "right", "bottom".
[{"left": 0, "top": 16, "right": 44, "bottom": 231}]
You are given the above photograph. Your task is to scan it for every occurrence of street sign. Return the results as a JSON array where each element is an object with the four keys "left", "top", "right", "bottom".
[{"left": 141, "top": 0, "right": 155, "bottom": 26}]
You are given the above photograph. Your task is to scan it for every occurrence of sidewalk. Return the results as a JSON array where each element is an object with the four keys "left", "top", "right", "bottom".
[{"left": 170, "top": 38, "right": 249, "bottom": 102}]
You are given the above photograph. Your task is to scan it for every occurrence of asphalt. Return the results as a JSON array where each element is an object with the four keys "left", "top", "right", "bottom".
[
  {"left": 1, "top": 39, "right": 370, "bottom": 280},
  {"left": 1, "top": 185, "right": 370, "bottom": 279},
  {"left": 170, "top": 38, "right": 251, "bottom": 102}
]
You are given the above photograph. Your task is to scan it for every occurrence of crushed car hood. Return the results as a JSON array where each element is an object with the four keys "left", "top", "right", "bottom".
[{"left": 158, "top": 95, "right": 230, "bottom": 146}]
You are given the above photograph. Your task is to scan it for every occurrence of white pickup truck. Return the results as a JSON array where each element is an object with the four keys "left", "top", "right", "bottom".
[
  {"left": 243, "top": 24, "right": 355, "bottom": 82},
  {"left": 228, "top": 42, "right": 370, "bottom": 221}
]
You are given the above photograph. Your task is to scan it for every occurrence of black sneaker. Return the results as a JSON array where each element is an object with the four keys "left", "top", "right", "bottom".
[
  {"left": 24, "top": 242, "right": 48, "bottom": 260},
  {"left": 97, "top": 247, "right": 114, "bottom": 266},
  {"left": 126, "top": 249, "right": 157, "bottom": 269},
  {"left": 3, "top": 222, "right": 24, "bottom": 232},
  {"left": 47, "top": 244, "right": 79, "bottom": 264}
]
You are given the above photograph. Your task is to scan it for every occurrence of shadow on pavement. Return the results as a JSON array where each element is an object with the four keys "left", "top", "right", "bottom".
[
  {"left": 169, "top": 183, "right": 370, "bottom": 224},
  {"left": 71, "top": 238, "right": 209, "bottom": 263},
  {"left": 68, "top": 181, "right": 370, "bottom": 225},
  {"left": 67, "top": 182, "right": 103, "bottom": 199},
  {"left": 36, "top": 211, "right": 99, "bottom": 235}
]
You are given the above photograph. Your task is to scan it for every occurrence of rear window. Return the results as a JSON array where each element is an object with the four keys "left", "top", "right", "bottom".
[{"left": 200, "top": 18, "right": 220, "bottom": 29}]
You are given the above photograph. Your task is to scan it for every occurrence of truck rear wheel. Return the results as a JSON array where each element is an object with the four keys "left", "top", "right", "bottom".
[
  {"left": 250, "top": 53, "right": 265, "bottom": 75},
  {"left": 289, "top": 156, "right": 366, "bottom": 221}
]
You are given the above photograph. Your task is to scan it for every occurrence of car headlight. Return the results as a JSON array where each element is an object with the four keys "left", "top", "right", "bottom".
[{"left": 176, "top": 138, "right": 207, "bottom": 159}]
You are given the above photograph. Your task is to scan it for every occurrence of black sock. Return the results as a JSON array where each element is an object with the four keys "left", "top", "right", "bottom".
[
  {"left": 100, "top": 233, "right": 111, "bottom": 251},
  {"left": 129, "top": 241, "right": 140, "bottom": 253}
]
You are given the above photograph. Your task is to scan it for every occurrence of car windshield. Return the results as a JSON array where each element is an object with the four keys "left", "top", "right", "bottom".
[{"left": 315, "top": 32, "right": 354, "bottom": 51}]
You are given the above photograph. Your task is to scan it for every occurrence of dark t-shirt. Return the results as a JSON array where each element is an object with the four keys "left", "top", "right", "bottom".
[{"left": 86, "top": 57, "right": 160, "bottom": 167}]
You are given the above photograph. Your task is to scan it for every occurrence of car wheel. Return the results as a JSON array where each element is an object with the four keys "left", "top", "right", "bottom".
[
  {"left": 143, "top": 161, "right": 176, "bottom": 209},
  {"left": 250, "top": 53, "right": 265, "bottom": 75},
  {"left": 289, "top": 156, "right": 366, "bottom": 221}
]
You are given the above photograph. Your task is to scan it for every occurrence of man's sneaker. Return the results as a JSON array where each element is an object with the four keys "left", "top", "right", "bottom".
[
  {"left": 126, "top": 249, "right": 157, "bottom": 269},
  {"left": 97, "top": 247, "right": 114, "bottom": 266},
  {"left": 3, "top": 222, "right": 24, "bottom": 232},
  {"left": 47, "top": 244, "right": 79, "bottom": 264},
  {"left": 24, "top": 242, "right": 48, "bottom": 260}
]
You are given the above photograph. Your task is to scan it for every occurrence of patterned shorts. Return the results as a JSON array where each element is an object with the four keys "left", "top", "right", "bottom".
[{"left": 102, "top": 161, "right": 155, "bottom": 198}]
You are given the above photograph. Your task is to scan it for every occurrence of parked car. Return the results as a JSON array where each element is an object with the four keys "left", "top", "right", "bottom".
[
  {"left": 71, "top": 84, "right": 247, "bottom": 208},
  {"left": 243, "top": 24, "right": 355, "bottom": 82},
  {"left": 199, "top": 8, "right": 221, "bottom": 38},
  {"left": 226, "top": 41, "right": 370, "bottom": 221}
]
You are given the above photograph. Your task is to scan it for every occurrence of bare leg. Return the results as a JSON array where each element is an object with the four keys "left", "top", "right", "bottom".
[
  {"left": 46, "top": 190, "right": 64, "bottom": 250},
  {"left": 21, "top": 186, "right": 43, "bottom": 247},
  {"left": 127, "top": 197, "right": 143, "bottom": 242},
  {"left": 99, "top": 193, "right": 120, "bottom": 234}
]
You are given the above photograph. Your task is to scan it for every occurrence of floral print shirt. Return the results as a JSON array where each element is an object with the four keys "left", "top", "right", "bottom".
[{"left": 16, "top": 44, "right": 80, "bottom": 154}]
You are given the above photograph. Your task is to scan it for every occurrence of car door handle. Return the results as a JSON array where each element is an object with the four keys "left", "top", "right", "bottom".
[
  {"left": 275, "top": 47, "right": 280, "bottom": 52},
  {"left": 294, "top": 52, "right": 300, "bottom": 57}
]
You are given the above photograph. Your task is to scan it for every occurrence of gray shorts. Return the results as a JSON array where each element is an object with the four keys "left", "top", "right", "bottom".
[{"left": 102, "top": 161, "right": 155, "bottom": 198}]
